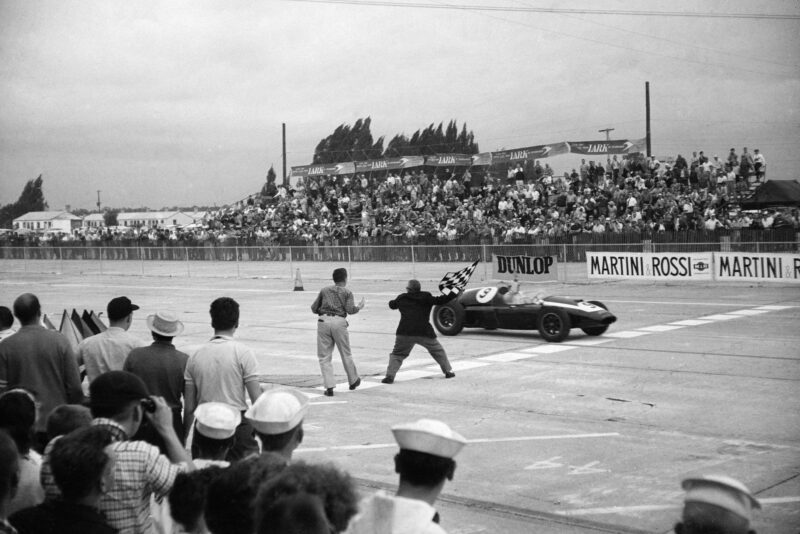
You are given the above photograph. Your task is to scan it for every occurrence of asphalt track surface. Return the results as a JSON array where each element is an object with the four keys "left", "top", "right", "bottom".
[{"left": 1, "top": 260, "right": 798, "bottom": 533}]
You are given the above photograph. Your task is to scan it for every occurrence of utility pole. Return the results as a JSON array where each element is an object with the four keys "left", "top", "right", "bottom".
[
  {"left": 282, "top": 123, "right": 287, "bottom": 187},
  {"left": 598, "top": 128, "right": 615, "bottom": 175},
  {"left": 645, "top": 81, "right": 651, "bottom": 157},
  {"left": 96, "top": 190, "right": 102, "bottom": 210}
]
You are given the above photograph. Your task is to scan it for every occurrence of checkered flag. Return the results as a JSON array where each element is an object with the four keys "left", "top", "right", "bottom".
[{"left": 439, "top": 260, "right": 479, "bottom": 296}]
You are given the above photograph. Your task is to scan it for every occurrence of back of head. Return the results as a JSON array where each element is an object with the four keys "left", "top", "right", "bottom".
[
  {"left": 210, "top": 297, "right": 239, "bottom": 331},
  {"left": 0, "top": 389, "right": 37, "bottom": 454},
  {"left": 169, "top": 466, "right": 226, "bottom": 533},
  {"left": 0, "top": 430, "right": 18, "bottom": 503},
  {"left": 254, "top": 461, "right": 358, "bottom": 534},
  {"left": 679, "top": 475, "right": 759, "bottom": 534},
  {"left": 49, "top": 425, "right": 114, "bottom": 501},
  {"left": 679, "top": 501, "right": 750, "bottom": 534},
  {"left": 0, "top": 306, "right": 13, "bottom": 330},
  {"left": 395, "top": 449, "right": 455, "bottom": 488},
  {"left": 205, "top": 453, "right": 287, "bottom": 534},
  {"left": 257, "top": 492, "right": 330, "bottom": 534},
  {"left": 89, "top": 371, "right": 150, "bottom": 420},
  {"left": 407, "top": 279, "right": 421, "bottom": 293},
  {"left": 12, "top": 293, "right": 40, "bottom": 325},
  {"left": 46, "top": 404, "right": 93, "bottom": 442},
  {"left": 332, "top": 268, "right": 347, "bottom": 284}
]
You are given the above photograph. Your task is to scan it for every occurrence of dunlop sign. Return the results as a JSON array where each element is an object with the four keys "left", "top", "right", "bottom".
[{"left": 491, "top": 254, "right": 558, "bottom": 282}]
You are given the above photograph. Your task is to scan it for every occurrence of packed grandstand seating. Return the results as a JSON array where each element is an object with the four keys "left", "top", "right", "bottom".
[{"left": 2, "top": 152, "right": 797, "bottom": 247}]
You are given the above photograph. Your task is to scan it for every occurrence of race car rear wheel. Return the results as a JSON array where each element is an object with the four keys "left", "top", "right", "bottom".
[
  {"left": 537, "top": 307, "right": 571, "bottom": 342},
  {"left": 433, "top": 303, "right": 464, "bottom": 336},
  {"left": 581, "top": 301, "right": 609, "bottom": 336}
]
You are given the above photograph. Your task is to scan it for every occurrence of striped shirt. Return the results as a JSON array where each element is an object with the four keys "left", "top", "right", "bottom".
[
  {"left": 41, "top": 419, "right": 185, "bottom": 534},
  {"left": 311, "top": 285, "right": 361, "bottom": 317}
]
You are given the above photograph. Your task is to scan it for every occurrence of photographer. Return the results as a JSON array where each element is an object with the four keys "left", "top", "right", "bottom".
[{"left": 41, "top": 371, "right": 193, "bottom": 534}]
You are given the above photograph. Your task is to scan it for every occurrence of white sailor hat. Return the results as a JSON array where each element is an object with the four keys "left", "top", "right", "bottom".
[
  {"left": 391, "top": 419, "right": 467, "bottom": 459},
  {"left": 682, "top": 474, "right": 761, "bottom": 521},
  {"left": 244, "top": 388, "right": 309, "bottom": 435},
  {"left": 194, "top": 402, "right": 241, "bottom": 440}
]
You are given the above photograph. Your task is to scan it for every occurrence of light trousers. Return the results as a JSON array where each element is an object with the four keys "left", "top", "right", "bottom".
[{"left": 317, "top": 315, "right": 359, "bottom": 388}]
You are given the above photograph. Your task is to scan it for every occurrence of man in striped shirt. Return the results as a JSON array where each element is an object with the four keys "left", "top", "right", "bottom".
[{"left": 310, "top": 268, "right": 365, "bottom": 396}]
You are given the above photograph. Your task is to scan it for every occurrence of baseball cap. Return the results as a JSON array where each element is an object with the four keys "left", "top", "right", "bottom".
[{"left": 107, "top": 296, "right": 140, "bottom": 321}]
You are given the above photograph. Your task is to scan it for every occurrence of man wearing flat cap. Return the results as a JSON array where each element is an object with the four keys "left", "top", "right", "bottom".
[
  {"left": 78, "top": 296, "right": 146, "bottom": 383},
  {"left": 345, "top": 418, "right": 466, "bottom": 534},
  {"left": 245, "top": 388, "right": 309, "bottom": 462},
  {"left": 124, "top": 311, "right": 189, "bottom": 454},
  {"left": 675, "top": 474, "right": 761, "bottom": 534},
  {"left": 381, "top": 280, "right": 457, "bottom": 384}
]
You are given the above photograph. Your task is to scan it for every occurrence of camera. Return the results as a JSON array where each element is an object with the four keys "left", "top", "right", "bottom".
[{"left": 140, "top": 398, "right": 156, "bottom": 413}]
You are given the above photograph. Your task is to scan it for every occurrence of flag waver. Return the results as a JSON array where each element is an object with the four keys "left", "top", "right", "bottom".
[{"left": 439, "top": 260, "right": 479, "bottom": 296}]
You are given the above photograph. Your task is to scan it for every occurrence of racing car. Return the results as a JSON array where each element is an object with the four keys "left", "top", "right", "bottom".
[{"left": 432, "top": 284, "right": 616, "bottom": 342}]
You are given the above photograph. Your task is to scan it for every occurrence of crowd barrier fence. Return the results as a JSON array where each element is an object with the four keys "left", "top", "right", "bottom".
[{"left": 2, "top": 234, "right": 797, "bottom": 282}]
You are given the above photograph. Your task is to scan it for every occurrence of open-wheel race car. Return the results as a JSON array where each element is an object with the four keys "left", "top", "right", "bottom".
[{"left": 432, "top": 284, "right": 617, "bottom": 342}]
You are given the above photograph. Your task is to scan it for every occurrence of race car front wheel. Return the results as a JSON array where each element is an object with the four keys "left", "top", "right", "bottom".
[
  {"left": 433, "top": 303, "right": 464, "bottom": 336},
  {"left": 538, "top": 307, "right": 571, "bottom": 342}
]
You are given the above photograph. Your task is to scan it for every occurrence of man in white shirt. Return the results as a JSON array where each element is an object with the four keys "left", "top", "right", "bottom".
[
  {"left": 78, "top": 297, "right": 146, "bottom": 383},
  {"left": 346, "top": 419, "right": 467, "bottom": 534},
  {"left": 183, "top": 297, "right": 261, "bottom": 461}
]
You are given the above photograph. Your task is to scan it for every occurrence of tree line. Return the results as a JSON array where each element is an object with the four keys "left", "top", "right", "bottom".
[{"left": 312, "top": 117, "right": 479, "bottom": 164}]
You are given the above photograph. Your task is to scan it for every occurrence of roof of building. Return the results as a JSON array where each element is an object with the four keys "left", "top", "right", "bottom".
[
  {"left": 117, "top": 211, "right": 185, "bottom": 220},
  {"left": 13, "top": 211, "right": 80, "bottom": 222}
]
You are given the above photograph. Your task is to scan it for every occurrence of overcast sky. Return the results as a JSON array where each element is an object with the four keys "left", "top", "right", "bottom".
[{"left": 1, "top": 0, "right": 798, "bottom": 211}]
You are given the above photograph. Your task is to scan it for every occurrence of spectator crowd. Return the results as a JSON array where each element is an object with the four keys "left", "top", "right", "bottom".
[{"left": 2, "top": 148, "right": 797, "bottom": 251}]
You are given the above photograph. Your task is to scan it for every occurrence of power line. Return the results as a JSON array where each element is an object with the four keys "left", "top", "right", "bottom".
[{"left": 283, "top": 0, "right": 800, "bottom": 20}]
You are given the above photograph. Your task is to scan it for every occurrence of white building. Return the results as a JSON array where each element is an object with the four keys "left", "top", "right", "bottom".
[
  {"left": 117, "top": 211, "right": 194, "bottom": 229},
  {"left": 82, "top": 213, "right": 106, "bottom": 229},
  {"left": 13, "top": 211, "right": 81, "bottom": 233}
]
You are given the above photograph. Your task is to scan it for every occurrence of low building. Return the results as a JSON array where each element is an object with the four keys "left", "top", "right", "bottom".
[
  {"left": 82, "top": 213, "right": 106, "bottom": 229},
  {"left": 117, "top": 211, "right": 194, "bottom": 229},
  {"left": 13, "top": 211, "right": 82, "bottom": 233}
]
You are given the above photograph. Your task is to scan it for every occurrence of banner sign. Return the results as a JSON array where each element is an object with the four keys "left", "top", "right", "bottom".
[
  {"left": 567, "top": 138, "right": 646, "bottom": 156},
  {"left": 353, "top": 156, "right": 425, "bottom": 173},
  {"left": 491, "top": 254, "right": 558, "bottom": 281},
  {"left": 472, "top": 152, "right": 492, "bottom": 166},
  {"left": 491, "top": 142, "right": 570, "bottom": 164},
  {"left": 716, "top": 253, "right": 800, "bottom": 283},
  {"left": 290, "top": 162, "right": 355, "bottom": 177},
  {"left": 587, "top": 252, "right": 713, "bottom": 281},
  {"left": 425, "top": 154, "right": 474, "bottom": 167}
]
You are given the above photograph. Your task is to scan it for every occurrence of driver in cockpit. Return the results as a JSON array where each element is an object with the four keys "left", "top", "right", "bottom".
[{"left": 500, "top": 274, "right": 542, "bottom": 305}]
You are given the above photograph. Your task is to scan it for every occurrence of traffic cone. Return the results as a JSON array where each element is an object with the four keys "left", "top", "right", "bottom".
[{"left": 293, "top": 268, "right": 304, "bottom": 291}]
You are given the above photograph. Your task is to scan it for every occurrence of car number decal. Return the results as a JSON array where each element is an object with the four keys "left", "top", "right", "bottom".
[
  {"left": 577, "top": 301, "right": 602, "bottom": 311},
  {"left": 476, "top": 287, "right": 498, "bottom": 303}
]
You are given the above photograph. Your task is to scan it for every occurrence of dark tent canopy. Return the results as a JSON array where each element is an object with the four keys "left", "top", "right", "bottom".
[{"left": 740, "top": 180, "right": 800, "bottom": 210}]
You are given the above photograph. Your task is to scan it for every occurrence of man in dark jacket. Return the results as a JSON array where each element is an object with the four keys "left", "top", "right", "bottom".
[{"left": 381, "top": 280, "right": 457, "bottom": 384}]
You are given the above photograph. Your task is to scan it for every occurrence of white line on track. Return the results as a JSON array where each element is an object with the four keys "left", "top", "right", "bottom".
[
  {"left": 555, "top": 496, "right": 800, "bottom": 516},
  {"left": 297, "top": 432, "right": 620, "bottom": 453}
]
